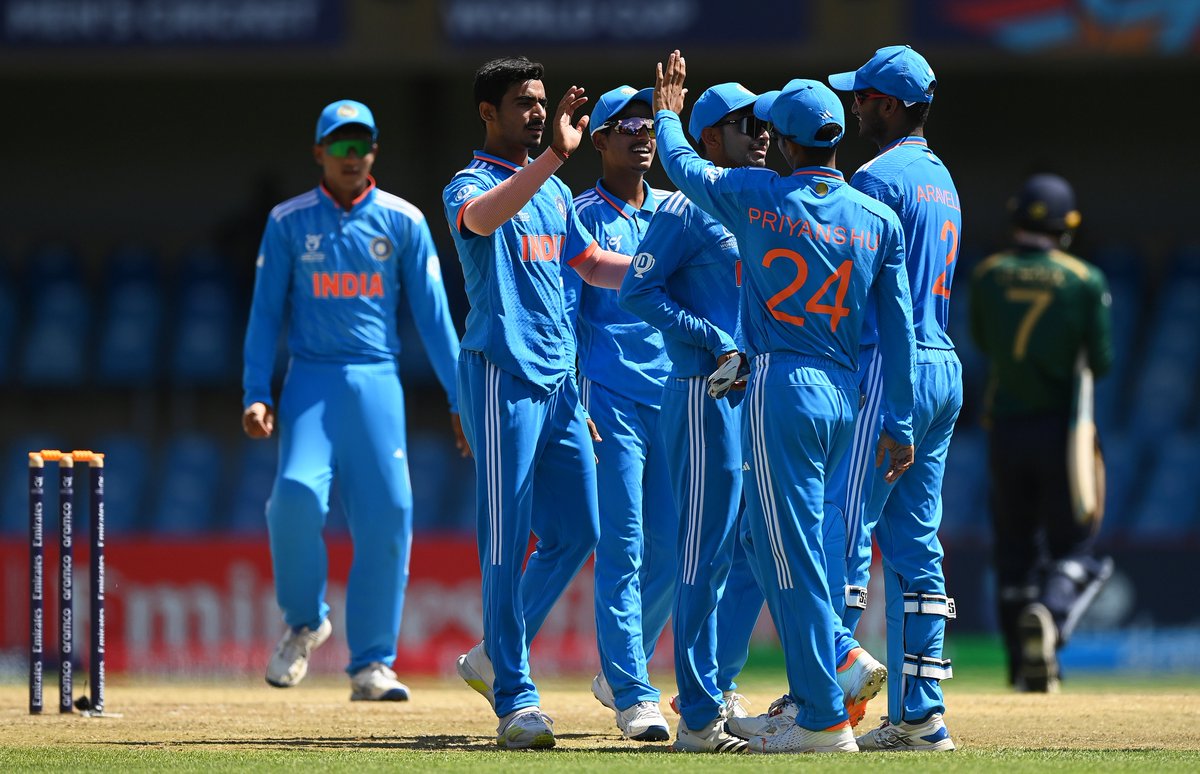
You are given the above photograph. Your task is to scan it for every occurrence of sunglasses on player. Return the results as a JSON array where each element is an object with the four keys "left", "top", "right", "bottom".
[
  {"left": 324, "top": 138, "right": 375, "bottom": 158},
  {"left": 853, "top": 90, "right": 892, "bottom": 105},
  {"left": 600, "top": 116, "right": 656, "bottom": 138},
  {"left": 714, "top": 115, "right": 772, "bottom": 138}
]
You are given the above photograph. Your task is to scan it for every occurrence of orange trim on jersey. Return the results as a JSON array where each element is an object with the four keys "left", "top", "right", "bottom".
[
  {"left": 319, "top": 175, "right": 377, "bottom": 210},
  {"left": 823, "top": 720, "right": 852, "bottom": 731},
  {"left": 473, "top": 153, "right": 523, "bottom": 172},
  {"left": 566, "top": 240, "right": 599, "bottom": 268},
  {"left": 790, "top": 169, "right": 844, "bottom": 180},
  {"left": 594, "top": 186, "right": 632, "bottom": 219},
  {"left": 455, "top": 200, "right": 471, "bottom": 234}
]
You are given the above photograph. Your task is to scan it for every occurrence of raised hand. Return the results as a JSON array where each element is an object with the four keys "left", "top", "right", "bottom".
[
  {"left": 654, "top": 50, "right": 688, "bottom": 115},
  {"left": 550, "top": 86, "right": 590, "bottom": 159}
]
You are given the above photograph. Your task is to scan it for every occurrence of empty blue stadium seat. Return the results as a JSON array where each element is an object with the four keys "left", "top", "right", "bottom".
[
  {"left": 149, "top": 433, "right": 225, "bottom": 533},
  {"left": 88, "top": 433, "right": 150, "bottom": 534},
  {"left": 0, "top": 254, "right": 15, "bottom": 384},
  {"left": 96, "top": 245, "right": 164, "bottom": 385},
  {"left": 407, "top": 432, "right": 452, "bottom": 531},
  {"left": 1098, "top": 431, "right": 1140, "bottom": 536},
  {"left": 227, "top": 438, "right": 277, "bottom": 534},
  {"left": 1132, "top": 433, "right": 1200, "bottom": 539},
  {"left": 19, "top": 245, "right": 90, "bottom": 386},
  {"left": 939, "top": 428, "right": 990, "bottom": 541},
  {"left": 169, "top": 248, "right": 240, "bottom": 386}
]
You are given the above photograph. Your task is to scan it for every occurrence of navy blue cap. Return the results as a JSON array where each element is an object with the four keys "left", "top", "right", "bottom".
[
  {"left": 590, "top": 86, "right": 655, "bottom": 136},
  {"left": 315, "top": 100, "right": 378, "bottom": 143},
  {"left": 828, "top": 45, "right": 936, "bottom": 106},
  {"left": 687, "top": 82, "right": 758, "bottom": 142},
  {"left": 1010, "top": 174, "right": 1082, "bottom": 232},
  {"left": 753, "top": 79, "right": 844, "bottom": 147}
]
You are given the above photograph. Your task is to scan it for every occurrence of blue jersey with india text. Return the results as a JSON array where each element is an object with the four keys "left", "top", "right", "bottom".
[
  {"left": 618, "top": 190, "right": 743, "bottom": 379},
  {"left": 851, "top": 136, "right": 961, "bottom": 349},
  {"left": 243, "top": 179, "right": 460, "bottom": 411},
  {"left": 564, "top": 180, "right": 672, "bottom": 408},
  {"left": 655, "top": 111, "right": 916, "bottom": 444},
  {"left": 443, "top": 151, "right": 598, "bottom": 392}
]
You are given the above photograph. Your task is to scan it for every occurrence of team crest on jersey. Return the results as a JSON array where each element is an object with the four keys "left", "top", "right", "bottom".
[
  {"left": 632, "top": 251, "right": 655, "bottom": 278},
  {"left": 454, "top": 184, "right": 477, "bottom": 203},
  {"left": 301, "top": 234, "right": 325, "bottom": 262},
  {"left": 607, "top": 235, "right": 623, "bottom": 252},
  {"left": 705, "top": 167, "right": 720, "bottom": 183},
  {"left": 555, "top": 196, "right": 567, "bottom": 219},
  {"left": 370, "top": 237, "right": 393, "bottom": 261}
]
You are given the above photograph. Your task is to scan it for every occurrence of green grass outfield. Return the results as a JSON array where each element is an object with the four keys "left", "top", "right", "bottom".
[
  {"left": 2, "top": 637, "right": 1198, "bottom": 772},
  {"left": 4, "top": 747, "right": 1200, "bottom": 773}
]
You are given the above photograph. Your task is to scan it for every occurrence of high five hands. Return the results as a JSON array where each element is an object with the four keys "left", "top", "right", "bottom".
[
  {"left": 654, "top": 50, "right": 688, "bottom": 115},
  {"left": 550, "top": 86, "right": 590, "bottom": 160}
]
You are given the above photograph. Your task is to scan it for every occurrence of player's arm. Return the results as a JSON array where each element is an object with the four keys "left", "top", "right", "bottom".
[
  {"left": 652, "top": 51, "right": 744, "bottom": 230},
  {"left": 618, "top": 208, "right": 737, "bottom": 359},
  {"left": 242, "top": 215, "right": 291, "bottom": 438},
  {"left": 562, "top": 191, "right": 628, "bottom": 289},
  {"left": 872, "top": 221, "right": 918, "bottom": 481},
  {"left": 459, "top": 87, "right": 589, "bottom": 237},
  {"left": 1086, "top": 269, "right": 1115, "bottom": 378}
]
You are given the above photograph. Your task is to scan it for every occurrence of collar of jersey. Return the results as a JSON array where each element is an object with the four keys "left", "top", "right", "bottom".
[
  {"left": 318, "top": 176, "right": 377, "bottom": 211},
  {"left": 473, "top": 150, "right": 527, "bottom": 172},
  {"left": 879, "top": 135, "right": 928, "bottom": 155},
  {"left": 790, "top": 166, "right": 844, "bottom": 181},
  {"left": 594, "top": 179, "right": 658, "bottom": 220}
]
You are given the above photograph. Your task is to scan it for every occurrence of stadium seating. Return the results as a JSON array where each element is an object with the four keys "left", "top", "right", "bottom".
[
  {"left": 148, "top": 433, "right": 225, "bottom": 534},
  {"left": 168, "top": 247, "right": 240, "bottom": 386},
  {"left": 18, "top": 245, "right": 90, "bottom": 386},
  {"left": 96, "top": 245, "right": 165, "bottom": 386}
]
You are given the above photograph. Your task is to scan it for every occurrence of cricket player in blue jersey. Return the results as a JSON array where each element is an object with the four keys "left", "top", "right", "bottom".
[
  {"left": 825, "top": 45, "right": 961, "bottom": 751},
  {"left": 242, "top": 99, "right": 464, "bottom": 702},
  {"left": 618, "top": 82, "right": 770, "bottom": 754},
  {"left": 653, "top": 52, "right": 917, "bottom": 754},
  {"left": 442, "top": 56, "right": 639, "bottom": 750},
  {"left": 561, "top": 85, "right": 675, "bottom": 743}
]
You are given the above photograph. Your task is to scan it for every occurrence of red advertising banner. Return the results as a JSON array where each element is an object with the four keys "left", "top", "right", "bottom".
[{"left": 0, "top": 535, "right": 613, "bottom": 677}]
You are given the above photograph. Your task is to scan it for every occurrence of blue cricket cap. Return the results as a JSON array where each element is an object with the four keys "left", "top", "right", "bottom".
[
  {"left": 315, "top": 100, "right": 378, "bottom": 143},
  {"left": 828, "top": 45, "right": 936, "bottom": 106},
  {"left": 1010, "top": 173, "right": 1082, "bottom": 232},
  {"left": 590, "top": 86, "right": 655, "bottom": 137},
  {"left": 753, "top": 79, "right": 844, "bottom": 148},
  {"left": 687, "top": 82, "right": 758, "bottom": 142}
]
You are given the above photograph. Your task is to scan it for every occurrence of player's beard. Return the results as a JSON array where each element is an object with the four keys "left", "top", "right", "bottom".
[{"left": 523, "top": 122, "right": 545, "bottom": 151}]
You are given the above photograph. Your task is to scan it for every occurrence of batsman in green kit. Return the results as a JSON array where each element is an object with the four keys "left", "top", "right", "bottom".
[{"left": 968, "top": 173, "right": 1114, "bottom": 693}]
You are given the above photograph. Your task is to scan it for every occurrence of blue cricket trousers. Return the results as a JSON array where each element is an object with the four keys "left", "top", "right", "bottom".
[{"left": 457, "top": 350, "right": 600, "bottom": 718}]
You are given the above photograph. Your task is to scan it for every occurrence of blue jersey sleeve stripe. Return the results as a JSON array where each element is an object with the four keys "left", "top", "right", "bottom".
[{"left": 374, "top": 191, "right": 426, "bottom": 223}]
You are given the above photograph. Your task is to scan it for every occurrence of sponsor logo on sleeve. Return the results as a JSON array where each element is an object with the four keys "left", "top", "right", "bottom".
[{"left": 632, "top": 252, "right": 655, "bottom": 278}]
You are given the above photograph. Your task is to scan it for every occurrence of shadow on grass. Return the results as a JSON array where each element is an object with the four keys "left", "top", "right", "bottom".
[{"left": 105, "top": 732, "right": 663, "bottom": 753}]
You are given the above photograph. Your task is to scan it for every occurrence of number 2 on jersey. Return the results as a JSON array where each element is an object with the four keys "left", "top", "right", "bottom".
[
  {"left": 762, "top": 248, "right": 852, "bottom": 332},
  {"left": 932, "top": 219, "right": 958, "bottom": 298}
]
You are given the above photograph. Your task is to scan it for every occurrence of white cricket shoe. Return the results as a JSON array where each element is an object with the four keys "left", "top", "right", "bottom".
[
  {"left": 593, "top": 672, "right": 669, "bottom": 741},
  {"left": 837, "top": 646, "right": 887, "bottom": 727},
  {"left": 1017, "top": 603, "right": 1060, "bottom": 693},
  {"left": 350, "top": 662, "right": 410, "bottom": 701},
  {"left": 456, "top": 641, "right": 496, "bottom": 709},
  {"left": 672, "top": 716, "right": 749, "bottom": 753},
  {"left": 616, "top": 702, "right": 670, "bottom": 742},
  {"left": 856, "top": 713, "right": 956, "bottom": 752},
  {"left": 265, "top": 618, "right": 332, "bottom": 688},
  {"left": 669, "top": 690, "right": 751, "bottom": 720},
  {"left": 726, "top": 695, "right": 797, "bottom": 740},
  {"left": 497, "top": 707, "right": 555, "bottom": 749},
  {"left": 748, "top": 718, "right": 858, "bottom": 754},
  {"left": 722, "top": 691, "right": 751, "bottom": 719},
  {"left": 591, "top": 672, "right": 616, "bottom": 711}
]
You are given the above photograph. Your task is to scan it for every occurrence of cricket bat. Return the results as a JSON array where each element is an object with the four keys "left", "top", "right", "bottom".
[{"left": 1067, "top": 349, "right": 1104, "bottom": 527}]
